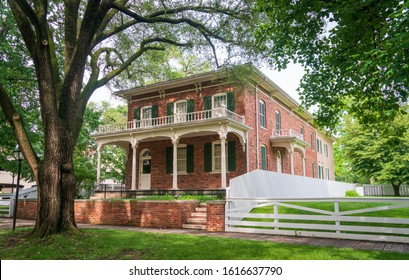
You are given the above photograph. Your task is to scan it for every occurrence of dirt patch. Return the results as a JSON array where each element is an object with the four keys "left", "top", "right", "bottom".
[{"left": 103, "top": 249, "right": 147, "bottom": 260}]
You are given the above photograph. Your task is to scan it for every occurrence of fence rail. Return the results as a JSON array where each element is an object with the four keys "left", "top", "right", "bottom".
[{"left": 225, "top": 197, "right": 409, "bottom": 243}]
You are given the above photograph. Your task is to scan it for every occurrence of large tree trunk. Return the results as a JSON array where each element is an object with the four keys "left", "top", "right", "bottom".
[
  {"left": 392, "top": 184, "right": 401, "bottom": 197},
  {"left": 33, "top": 138, "right": 79, "bottom": 237}
]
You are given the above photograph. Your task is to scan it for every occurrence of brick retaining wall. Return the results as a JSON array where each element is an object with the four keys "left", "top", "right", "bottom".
[{"left": 16, "top": 199, "right": 225, "bottom": 231}]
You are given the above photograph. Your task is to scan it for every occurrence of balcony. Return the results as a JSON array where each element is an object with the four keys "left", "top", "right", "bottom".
[
  {"left": 95, "top": 108, "right": 246, "bottom": 136},
  {"left": 271, "top": 129, "right": 304, "bottom": 141},
  {"left": 270, "top": 129, "right": 309, "bottom": 150}
]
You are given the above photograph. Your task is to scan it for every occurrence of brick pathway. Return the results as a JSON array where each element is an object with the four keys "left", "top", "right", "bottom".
[{"left": 1, "top": 218, "right": 409, "bottom": 254}]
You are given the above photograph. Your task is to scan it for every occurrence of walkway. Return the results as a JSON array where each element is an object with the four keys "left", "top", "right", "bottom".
[{"left": 1, "top": 218, "right": 409, "bottom": 254}]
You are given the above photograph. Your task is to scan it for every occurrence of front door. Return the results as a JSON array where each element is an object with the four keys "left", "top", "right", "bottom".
[{"left": 139, "top": 149, "right": 151, "bottom": 190}]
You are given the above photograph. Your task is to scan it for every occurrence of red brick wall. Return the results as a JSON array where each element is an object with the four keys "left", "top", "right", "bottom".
[
  {"left": 206, "top": 201, "right": 225, "bottom": 232},
  {"left": 125, "top": 134, "right": 246, "bottom": 190},
  {"left": 244, "top": 86, "right": 318, "bottom": 177},
  {"left": 17, "top": 199, "right": 200, "bottom": 229}
]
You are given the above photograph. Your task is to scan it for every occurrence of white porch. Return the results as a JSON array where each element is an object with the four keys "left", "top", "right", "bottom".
[{"left": 92, "top": 107, "right": 250, "bottom": 191}]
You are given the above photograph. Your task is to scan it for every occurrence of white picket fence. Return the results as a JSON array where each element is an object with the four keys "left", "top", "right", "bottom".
[
  {"left": 363, "top": 184, "right": 409, "bottom": 196},
  {"left": 225, "top": 197, "right": 409, "bottom": 243}
]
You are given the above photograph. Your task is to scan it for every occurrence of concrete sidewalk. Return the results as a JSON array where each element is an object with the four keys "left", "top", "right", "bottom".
[{"left": 1, "top": 217, "right": 409, "bottom": 254}]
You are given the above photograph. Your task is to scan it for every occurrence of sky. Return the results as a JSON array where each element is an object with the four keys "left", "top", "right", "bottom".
[{"left": 89, "top": 63, "right": 306, "bottom": 106}]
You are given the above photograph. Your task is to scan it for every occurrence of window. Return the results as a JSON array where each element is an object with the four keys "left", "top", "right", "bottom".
[
  {"left": 166, "top": 144, "right": 194, "bottom": 174},
  {"left": 318, "top": 165, "right": 324, "bottom": 179},
  {"left": 211, "top": 93, "right": 227, "bottom": 117},
  {"left": 324, "top": 144, "right": 329, "bottom": 157},
  {"left": 175, "top": 100, "right": 187, "bottom": 123},
  {"left": 316, "top": 138, "right": 322, "bottom": 154},
  {"left": 310, "top": 133, "right": 314, "bottom": 150},
  {"left": 213, "top": 142, "right": 222, "bottom": 172},
  {"left": 300, "top": 126, "right": 304, "bottom": 140},
  {"left": 260, "top": 100, "right": 266, "bottom": 128},
  {"left": 204, "top": 141, "right": 236, "bottom": 173},
  {"left": 141, "top": 106, "right": 152, "bottom": 127},
  {"left": 177, "top": 145, "right": 187, "bottom": 173},
  {"left": 261, "top": 145, "right": 267, "bottom": 170},
  {"left": 275, "top": 110, "right": 281, "bottom": 135},
  {"left": 326, "top": 168, "right": 330, "bottom": 180}
]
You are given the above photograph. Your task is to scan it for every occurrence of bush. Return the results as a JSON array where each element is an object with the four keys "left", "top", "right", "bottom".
[{"left": 345, "top": 190, "right": 360, "bottom": 197}]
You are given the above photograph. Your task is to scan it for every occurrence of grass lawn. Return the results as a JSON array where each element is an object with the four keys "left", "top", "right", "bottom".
[{"left": 0, "top": 228, "right": 408, "bottom": 260}]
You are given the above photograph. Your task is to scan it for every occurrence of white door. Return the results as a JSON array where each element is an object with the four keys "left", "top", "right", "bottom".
[
  {"left": 139, "top": 149, "right": 151, "bottom": 190},
  {"left": 175, "top": 101, "right": 187, "bottom": 123}
]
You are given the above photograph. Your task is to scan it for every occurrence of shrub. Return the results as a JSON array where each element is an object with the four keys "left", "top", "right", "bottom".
[{"left": 345, "top": 190, "right": 360, "bottom": 197}]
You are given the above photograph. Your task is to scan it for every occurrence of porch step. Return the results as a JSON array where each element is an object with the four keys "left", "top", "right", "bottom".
[
  {"left": 182, "top": 203, "right": 208, "bottom": 230},
  {"left": 182, "top": 224, "right": 207, "bottom": 230}
]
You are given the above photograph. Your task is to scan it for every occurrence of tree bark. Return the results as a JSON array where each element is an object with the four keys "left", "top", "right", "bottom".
[{"left": 392, "top": 184, "right": 401, "bottom": 197}]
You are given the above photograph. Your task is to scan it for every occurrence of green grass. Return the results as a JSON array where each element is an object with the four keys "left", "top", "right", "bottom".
[{"left": 0, "top": 228, "right": 408, "bottom": 260}]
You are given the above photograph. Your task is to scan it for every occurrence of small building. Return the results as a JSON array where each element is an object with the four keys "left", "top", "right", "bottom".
[{"left": 92, "top": 65, "right": 335, "bottom": 193}]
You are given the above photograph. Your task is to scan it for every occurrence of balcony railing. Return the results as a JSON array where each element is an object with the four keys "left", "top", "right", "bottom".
[
  {"left": 272, "top": 129, "right": 304, "bottom": 141},
  {"left": 97, "top": 107, "right": 245, "bottom": 134}
]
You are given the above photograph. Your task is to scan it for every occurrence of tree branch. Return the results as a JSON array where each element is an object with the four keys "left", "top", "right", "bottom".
[
  {"left": 0, "top": 83, "right": 41, "bottom": 183},
  {"left": 64, "top": 0, "right": 81, "bottom": 74},
  {"left": 13, "top": 0, "right": 41, "bottom": 32}
]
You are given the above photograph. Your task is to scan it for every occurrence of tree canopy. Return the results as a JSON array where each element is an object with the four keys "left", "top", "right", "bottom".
[
  {"left": 337, "top": 111, "right": 409, "bottom": 196},
  {"left": 255, "top": 0, "right": 409, "bottom": 130}
]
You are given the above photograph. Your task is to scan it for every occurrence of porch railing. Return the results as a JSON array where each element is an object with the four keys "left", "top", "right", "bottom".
[
  {"left": 272, "top": 129, "right": 304, "bottom": 141},
  {"left": 97, "top": 107, "right": 245, "bottom": 134}
]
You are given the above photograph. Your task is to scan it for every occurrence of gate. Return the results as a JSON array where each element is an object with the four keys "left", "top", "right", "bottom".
[{"left": 225, "top": 196, "right": 409, "bottom": 243}]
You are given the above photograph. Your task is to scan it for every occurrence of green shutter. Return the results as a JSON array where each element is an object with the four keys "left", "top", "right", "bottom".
[
  {"left": 204, "top": 96, "right": 212, "bottom": 118},
  {"left": 167, "top": 103, "right": 174, "bottom": 124},
  {"left": 187, "top": 99, "right": 194, "bottom": 121},
  {"left": 151, "top": 105, "right": 158, "bottom": 125},
  {"left": 134, "top": 107, "right": 140, "bottom": 120},
  {"left": 187, "top": 144, "right": 194, "bottom": 173},
  {"left": 166, "top": 147, "right": 173, "bottom": 174},
  {"left": 227, "top": 92, "right": 235, "bottom": 112},
  {"left": 261, "top": 146, "right": 267, "bottom": 170},
  {"left": 204, "top": 143, "right": 212, "bottom": 172},
  {"left": 167, "top": 103, "right": 174, "bottom": 115},
  {"left": 228, "top": 141, "right": 236, "bottom": 172}
]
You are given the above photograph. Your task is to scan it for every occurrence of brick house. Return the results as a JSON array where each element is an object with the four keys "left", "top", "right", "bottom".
[{"left": 92, "top": 65, "right": 335, "bottom": 192}]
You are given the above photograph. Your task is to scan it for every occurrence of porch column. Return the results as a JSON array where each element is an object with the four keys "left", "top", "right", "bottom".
[
  {"left": 219, "top": 128, "right": 227, "bottom": 189},
  {"left": 302, "top": 156, "right": 306, "bottom": 176},
  {"left": 131, "top": 139, "right": 138, "bottom": 190},
  {"left": 96, "top": 144, "right": 102, "bottom": 186},
  {"left": 172, "top": 134, "right": 179, "bottom": 190},
  {"left": 289, "top": 149, "right": 295, "bottom": 175}
]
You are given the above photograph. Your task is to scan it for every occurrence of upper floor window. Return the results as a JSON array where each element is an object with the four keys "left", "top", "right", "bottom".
[
  {"left": 260, "top": 100, "right": 266, "bottom": 128},
  {"left": 300, "top": 126, "right": 304, "bottom": 140},
  {"left": 324, "top": 144, "right": 329, "bottom": 157},
  {"left": 310, "top": 132, "right": 314, "bottom": 150},
  {"left": 175, "top": 100, "right": 187, "bottom": 123},
  {"left": 275, "top": 110, "right": 281, "bottom": 134},
  {"left": 212, "top": 93, "right": 227, "bottom": 109},
  {"left": 141, "top": 106, "right": 152, "bottom": 127},
  {"left": 317, "top": 138, "right": 322, "bottom": 154}
]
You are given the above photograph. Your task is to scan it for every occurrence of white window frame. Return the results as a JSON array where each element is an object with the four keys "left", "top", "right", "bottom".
[
  {"left": 324, "top": 144, "right": 329, "bottom": 157},
  {"left": 174, "top": 100, "right": 187, "bottom": 123},
  {"left": 260, "top": 100, "right": 266, "bottom": 128},
  {"left": 141, "top": 106, "right": 152, "bottom": 127},
  {"left": 275, "top": 110, "right": 281, "bottom": 134},
  {"left": 300, "top": 126, "right": 304, "bottom": 140},
  {"left": 177, "top": 144, "right": 187, "bottom": 174},
  {"left": 212, "top": 140, "right": 228, "bottom": 173},
  {"left": 326, "top": 167, "right": 330, "bottom": 180}
]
